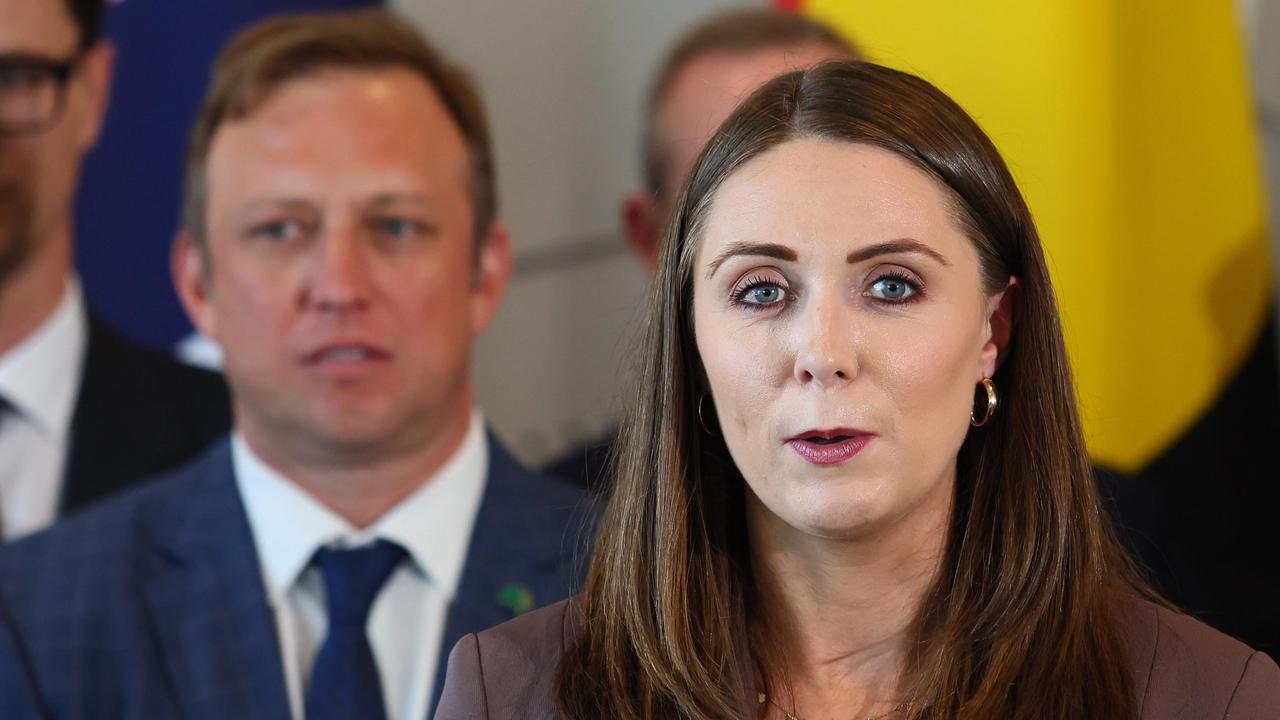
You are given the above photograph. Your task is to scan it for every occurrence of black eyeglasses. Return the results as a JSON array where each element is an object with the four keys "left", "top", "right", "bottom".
[{"left": 0, "top": 53, "right": 84, "bottom": 137}]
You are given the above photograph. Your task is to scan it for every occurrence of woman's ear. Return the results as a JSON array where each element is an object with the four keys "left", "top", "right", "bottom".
[{"left": 979, "top": 276, "right": 1019, "bottom": 379}]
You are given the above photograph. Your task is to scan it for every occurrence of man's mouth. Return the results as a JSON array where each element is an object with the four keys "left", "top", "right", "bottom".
[{"left": 302, "top": 343, "right": 391, "bottom": 365}]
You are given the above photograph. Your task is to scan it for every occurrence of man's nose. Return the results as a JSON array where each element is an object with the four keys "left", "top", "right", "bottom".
[
  {"left": 301, "top": 231, "right": 372, "bottom": 314},
  {"left": 792, "top": 301, "right": 858, "bottom": 387}
]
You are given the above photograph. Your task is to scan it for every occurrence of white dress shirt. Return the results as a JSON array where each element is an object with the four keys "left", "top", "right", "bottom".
[
  {"left": 233, "top": 410, "right": 489, "bottom": 720},
  {"left": 0, "top": 279, "right": 87, "bottom": 540}
]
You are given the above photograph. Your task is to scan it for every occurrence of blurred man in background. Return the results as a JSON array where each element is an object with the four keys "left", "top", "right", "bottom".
[
  {"left": 0, "top": 10, "right": 584, "bottom": 719},
  {"left": 547, "top": 8, "right": 859, "bottom": 491},
  {"left": 0, "top": 0, "right": 229, "bottom": 540}
]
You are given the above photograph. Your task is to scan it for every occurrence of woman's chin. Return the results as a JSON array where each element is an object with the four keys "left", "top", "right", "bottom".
[
  {"left": 773, "top": 490, "right": 895, "bottom": 542},
  {"left": 800, "top": 512, "right": 890, "bottom": 541}
]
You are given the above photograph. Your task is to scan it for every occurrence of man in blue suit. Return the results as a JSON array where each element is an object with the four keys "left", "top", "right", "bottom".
[{"left": 0, "top": 9, "right": 587, "bottom": 720}]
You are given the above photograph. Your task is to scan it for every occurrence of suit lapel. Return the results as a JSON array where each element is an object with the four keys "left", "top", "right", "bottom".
[
  {"left": 429, "top": 434, "right": 585, "bottom": 716},
  {"left": 61, "top": 316, "right": 141, "bottom": 510},
  {"left": 141, "top": 442, "right": 291, "bottom": 720}
]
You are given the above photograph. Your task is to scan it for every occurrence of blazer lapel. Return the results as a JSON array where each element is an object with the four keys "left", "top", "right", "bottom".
[
  {"left": 61, "top": 316, "right": 149, "bottom": 511},
  {"left": 141, "top": 442, "right": 291, "bottom": 720},
  {"left": 429, "top": 434, "right": 588, "bottom": 716}
]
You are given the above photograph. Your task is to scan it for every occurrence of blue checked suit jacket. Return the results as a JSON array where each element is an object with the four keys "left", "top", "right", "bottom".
[{"left": 0, "top": 434, "right": 591, "bottom": 720}]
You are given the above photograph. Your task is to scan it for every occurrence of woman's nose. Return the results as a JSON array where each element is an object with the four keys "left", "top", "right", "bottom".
[{"left": 793, "top": 303, "right": 857, "bottom": 386}]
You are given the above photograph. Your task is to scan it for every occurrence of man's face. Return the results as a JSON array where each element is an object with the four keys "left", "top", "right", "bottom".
[
  {"left": 176, "top": 67, "right": 511, "bottom": 464},
  {"left": 0, "top": 0, "right": 110, "bottom": 282},
  {"left": 622, "top": 42, "right": 849, "bottom": 271},
  {"left": 656, "top": 43, "right": 849, "bottom": 213}
]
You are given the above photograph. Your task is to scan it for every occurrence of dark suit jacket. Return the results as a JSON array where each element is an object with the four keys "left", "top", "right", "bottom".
[
  {"left": 59, "top": 315, "right": 230, "bottom": 512},
  {"left": 0, "top": 434, "right": 589, "bottom": 719},
  {"left": 543, "top": 429, "right": 613, "bottom": 495},
  {"left": 437, "top": 597, "right": 1280, "bottom": 719}
]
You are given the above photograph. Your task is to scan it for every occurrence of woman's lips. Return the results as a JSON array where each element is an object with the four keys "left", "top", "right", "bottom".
[{"left": 786, "top": 430, "right": 874, "bottom": 465}]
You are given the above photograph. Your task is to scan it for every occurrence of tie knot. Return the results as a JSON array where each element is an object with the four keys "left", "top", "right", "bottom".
[{"left": 312, "top": 539, "right": 407, "bottom": 627}]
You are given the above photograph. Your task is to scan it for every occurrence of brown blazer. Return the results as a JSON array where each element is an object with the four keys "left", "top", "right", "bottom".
[{"left": 436, "top": 596, "right": 1280, "bottom": 719}]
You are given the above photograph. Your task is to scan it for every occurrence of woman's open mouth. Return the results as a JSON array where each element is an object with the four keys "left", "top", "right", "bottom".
[{"left": 786, "top": 429, "right": 874, "bottom": 465}]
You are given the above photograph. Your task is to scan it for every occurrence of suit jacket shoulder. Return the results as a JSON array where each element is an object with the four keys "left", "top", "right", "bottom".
[
  {"left": 0, "top": 440, "right": 290, "bottom": 720},
  {"left": 437, "top": 598, "right": 575, "bottom": 720},
  {"left": 61, "top": 316, "right": 230, "bottom": 512},
  {"left": 1122, "top": 597, "right": 1280, "bottom": 718},
  {"left": 542, "top": 430, "right": 614, "bottom": 494}
]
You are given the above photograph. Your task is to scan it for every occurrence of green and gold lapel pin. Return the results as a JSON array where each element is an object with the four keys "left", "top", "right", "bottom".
[{"left": 496, "top": 583, "right": 535, "bottom": 615}]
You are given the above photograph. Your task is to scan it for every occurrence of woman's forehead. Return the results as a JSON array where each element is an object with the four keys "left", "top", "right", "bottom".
[{"left": 695, "top": 138, "right": 973, "bottom": 267}]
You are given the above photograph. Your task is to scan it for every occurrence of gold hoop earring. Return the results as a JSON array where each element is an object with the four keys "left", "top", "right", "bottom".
[
  {"left": 970, "top": 377, "right": 998, "bottom": 427},
  {"left": 698, "top": 394, "right": 718, "bottom": 435}
]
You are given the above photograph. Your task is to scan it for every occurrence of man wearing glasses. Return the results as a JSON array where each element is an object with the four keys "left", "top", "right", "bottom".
[{"left": 0, "top": 0, "right": 229, "bottom": 540}]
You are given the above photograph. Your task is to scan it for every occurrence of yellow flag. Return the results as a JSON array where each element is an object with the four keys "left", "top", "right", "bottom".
[{"left": 803, "top": 0, "right": 1270, "bottom": 471}]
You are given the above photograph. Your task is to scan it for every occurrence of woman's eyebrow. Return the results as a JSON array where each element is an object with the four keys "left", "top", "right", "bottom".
[
  {"left": 848, "top": 239, "right": 950, "bottom": 266},
  {"left": 705, "top": 242, "right": 797, "bottom": 279}
]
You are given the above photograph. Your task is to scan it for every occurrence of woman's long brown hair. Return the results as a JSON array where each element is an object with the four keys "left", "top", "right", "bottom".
[{"left": 558, "top": 61, "right": 1149, "bottom": 720}]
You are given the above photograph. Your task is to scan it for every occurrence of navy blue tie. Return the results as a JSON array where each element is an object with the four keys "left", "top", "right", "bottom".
[{"left": 304, "top": 539, "right": 407, "bottom": 720}]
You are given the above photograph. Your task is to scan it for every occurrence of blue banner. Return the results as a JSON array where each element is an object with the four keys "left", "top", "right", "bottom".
[{"left": 75, "top": 0, "right": 379, "bottom": 351}]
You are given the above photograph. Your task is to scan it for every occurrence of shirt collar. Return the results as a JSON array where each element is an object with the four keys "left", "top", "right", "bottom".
[
  {"left": 233, "top": 410, "right": 489, "bottom": 605},
  {"left": 0, "top": 278, "right": 87, "bottom": 436}
]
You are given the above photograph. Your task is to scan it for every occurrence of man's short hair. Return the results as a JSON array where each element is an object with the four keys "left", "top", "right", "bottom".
[
  {"left": 642, "top": 8, "right": 859, "bottom": 193},
  {"left": 181, "top": 9, "right": 495, "bottom": 252},
  {"left": 64, "top": 0, "right": 106, "bottom": 50}
]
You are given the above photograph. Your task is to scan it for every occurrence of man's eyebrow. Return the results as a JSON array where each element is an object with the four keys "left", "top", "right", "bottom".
[
  {"left": 366, "top": 192, "right": 435, "bottom": 207},
  {"left": 847, "top": 239, "right": 950, "bottom": 267},
  {"left": 705, "top": 242, "right": 798, "bottom": 279},
  {"left": 237, "top": 197, "right": 314, "bottom": 219}
]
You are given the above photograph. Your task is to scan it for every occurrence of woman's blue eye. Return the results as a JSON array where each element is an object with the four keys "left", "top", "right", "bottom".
[
  {"left": 869, "top": 276, "right": 916, "bottom": 301},
  {"left": 735, "top": 281, "right": 786, "bottom": 307},
  {"left": 747, "top": 285, "right": 783, "bottom": 304}
]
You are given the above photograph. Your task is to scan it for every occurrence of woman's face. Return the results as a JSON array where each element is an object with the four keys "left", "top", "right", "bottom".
[{"left": 692, "top": 138, "right": 1007, "bottom": 541}]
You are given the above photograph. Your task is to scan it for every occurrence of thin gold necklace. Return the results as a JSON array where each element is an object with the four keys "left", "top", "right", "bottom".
[{"left": 757, "top": 690, "right": 907, "bottom": 720}]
